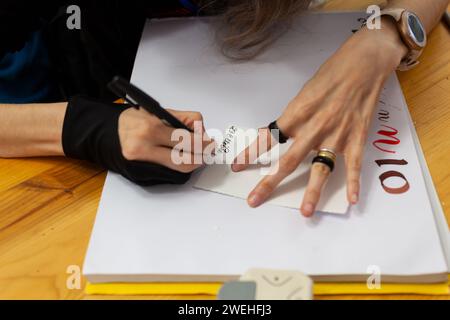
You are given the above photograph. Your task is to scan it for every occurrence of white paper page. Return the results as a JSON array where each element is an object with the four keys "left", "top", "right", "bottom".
[
  {"left": 83, "top": 13, "right": 448, "bottom": 282},
  {"left": 194, "top": 126, "right": 348, "bottom": 214}
]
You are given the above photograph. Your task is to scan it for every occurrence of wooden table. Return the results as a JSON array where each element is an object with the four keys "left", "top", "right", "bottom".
[{"left": 0, "top": 1, "right": 449, "bottom": 300}]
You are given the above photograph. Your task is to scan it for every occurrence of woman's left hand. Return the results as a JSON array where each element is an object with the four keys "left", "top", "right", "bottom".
[{"left": 232, "top": 20, "right": 408, "bottom": 217}]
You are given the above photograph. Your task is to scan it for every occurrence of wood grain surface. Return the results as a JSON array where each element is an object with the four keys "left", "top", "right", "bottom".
[{"left": 0, "top": 1, "right": 449, "bottom": 300}]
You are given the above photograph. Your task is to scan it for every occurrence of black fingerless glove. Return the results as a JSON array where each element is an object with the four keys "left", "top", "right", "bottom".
[{"left": 62, "top": 95, "right": 191, "bottom": 186}]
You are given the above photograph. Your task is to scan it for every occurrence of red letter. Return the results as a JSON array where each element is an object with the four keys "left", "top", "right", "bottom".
[
  {"left": 372, "top": 125, "right": 400, "bottom": 154},
  {"left": 375, "top": 159, "right": 408, "bottom": 167},
  {"left": 379, "top": 171, "right": 410, "bottom": 194}
]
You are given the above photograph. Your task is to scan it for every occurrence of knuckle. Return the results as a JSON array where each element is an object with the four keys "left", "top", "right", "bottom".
[
  {"left": 121, "top": 142, "right": 141, "bottom": 161},
  {"left": 315, "top": 163, "right": 331, "bottom": 177},
  {"left": 258, "top": 180, "right": 275, "bottom": 194},
  {"left": 312, "top": 115, "right": 335, "bottom": 136},
  {"left": 177, "top": 165, "right": 195, "bottom": 174},
  {"left": 185, "top": 112, "right": 203, "bottom": 125},
  {"left": 279, "top": 155, "right": 298, "bottom": 174}
]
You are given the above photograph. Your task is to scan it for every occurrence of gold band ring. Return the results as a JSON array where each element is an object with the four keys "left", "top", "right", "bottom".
[{"left": 312, "top": 148, "right": 337, "bottom": 172}]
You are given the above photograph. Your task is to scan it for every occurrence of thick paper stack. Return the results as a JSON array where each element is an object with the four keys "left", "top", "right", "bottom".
[{"left": 83, "top": 12, "right": 449, "bottom": 295}]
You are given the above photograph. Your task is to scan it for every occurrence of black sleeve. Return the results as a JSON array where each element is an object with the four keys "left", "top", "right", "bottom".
[
  {"left": 62, "top": 95, "right": 191, "bottom": 186},
  {"left": 0, "top": 1, "right": 60, "bottom": 58}
]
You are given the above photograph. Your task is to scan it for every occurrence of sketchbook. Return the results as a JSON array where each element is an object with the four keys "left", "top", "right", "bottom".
[{"left": 83, "top": 12, "right": 449, "bottom": 285}]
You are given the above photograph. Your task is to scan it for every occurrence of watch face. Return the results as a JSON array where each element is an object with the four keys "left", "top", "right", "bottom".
[{"left": 407, "top": 13, "right": 426, "bottom": 47}]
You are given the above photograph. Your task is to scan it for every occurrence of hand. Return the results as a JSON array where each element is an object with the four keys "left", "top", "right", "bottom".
[
  {"left": 119, "top": 107, "right": 213, "bottom": 173},
  {"left": 232, "top": 21, "right": 408, "bottom": 217},
  {"left": 62, "top": 96, "right": 214, "bottom": 186}
]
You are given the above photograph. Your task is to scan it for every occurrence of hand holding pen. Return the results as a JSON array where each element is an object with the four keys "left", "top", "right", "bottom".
[
  {"left": 62, "top": 77, "right": 214, "bottom": 186},
  {"left": 108, "top": 76, "right": 215, "bottom": 174}
]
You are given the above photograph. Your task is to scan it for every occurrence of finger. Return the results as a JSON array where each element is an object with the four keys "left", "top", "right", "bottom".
[
  {"left": 301, "top": 162, "right": 332, "bottom": 217},
  {"left": 142, "top": 146, "right": 203, "bottom": 173},
  {"left": 345, "top": 142, "right": 364, "bottom": 205},
  {"left": 167, "top": 109, "right": 206, "bottom": 133},
  {"left": 231, "top": 128, "right": 276, "bottom": 172},
  {"left": 344, "top": 89, "right": 379, "bottom": 204},
  {"left": 301, "top": 124, "right": 345, "bottom": 216},
  {"left": 247, "top": 139, "right": 313, "bottom": 208},
  {"left": 165, "top": 109, "right": 214, "bottom": 155}
]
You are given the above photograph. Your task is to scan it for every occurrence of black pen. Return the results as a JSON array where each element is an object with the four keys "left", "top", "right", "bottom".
[{"left": 108, "top": 76, "right": 193, "bottom": 132}]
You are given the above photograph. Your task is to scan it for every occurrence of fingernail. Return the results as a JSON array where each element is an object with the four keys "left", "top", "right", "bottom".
[
  {"left": 302, "top": 203, "right": 314, "bottom": 216},
  {"left": 351, "top": 193, "right": 359, "bottom": 204},
  {"left": 248, "top": 193, "right": 262, "bottom": 207}
]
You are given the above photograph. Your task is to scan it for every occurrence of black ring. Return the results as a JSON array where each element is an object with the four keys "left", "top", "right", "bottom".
[
  {"left": 312, "top": 156, "right": 335, "bottom": 172},
  {"left": 268, "top": 121, "right": 289, "bottom": 144}
]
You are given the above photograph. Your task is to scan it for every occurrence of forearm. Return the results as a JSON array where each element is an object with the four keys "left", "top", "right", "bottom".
[
  {"left": 0, "top": 103, "right": 67, "bottom": 158},
  {"left": 342, "top": 0, "right": 449, "bottom": 77},
  {"left": 386, "top": 0, "right": 449, "bottom": 32}
]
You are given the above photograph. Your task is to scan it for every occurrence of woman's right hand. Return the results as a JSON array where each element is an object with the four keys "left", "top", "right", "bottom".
[
  {"left": 62, "top": 95, "right": 214, "bottom": 186},
  {"left": 118, "top": 107, "right": 214, "bottom": 174}
]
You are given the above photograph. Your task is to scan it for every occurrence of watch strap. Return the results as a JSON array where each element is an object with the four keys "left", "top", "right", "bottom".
[
  {"left": 378, "top": 8, "right": 424, "bottom": 71},
  {"left": 379, "top": 8, "right": 405, "bottom": 21},
  {"left": 398, "top": 50, "right": 421, "bottom": 71}
]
